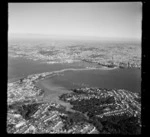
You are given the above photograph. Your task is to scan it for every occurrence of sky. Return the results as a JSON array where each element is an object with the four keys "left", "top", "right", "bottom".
[{"left": 8, "top": 2, "right": 142, "bottom": 40}]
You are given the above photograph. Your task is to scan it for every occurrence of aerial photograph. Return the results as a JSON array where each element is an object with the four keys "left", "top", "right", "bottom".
[{"left": 7, "top": 2, "right": 141, "bottom": 134}]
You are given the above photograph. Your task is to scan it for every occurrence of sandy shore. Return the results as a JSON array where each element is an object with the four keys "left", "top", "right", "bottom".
[
  {"left": 8, "top": 66, "right": 117, "bottom": 84},
  {"left": 43, "top": 66, "right": 118, "bottom": 80}
]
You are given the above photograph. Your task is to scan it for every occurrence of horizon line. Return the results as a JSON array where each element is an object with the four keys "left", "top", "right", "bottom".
[{"left": 8, "top": 32, "right": 141, "bottom": 41}]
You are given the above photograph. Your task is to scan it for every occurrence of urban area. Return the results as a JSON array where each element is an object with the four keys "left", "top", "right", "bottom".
[
  {"left": 8, "top": 40, "right": 141, "bottom": 69},
  {"left": 7, "top": 70, "right": 141, "bottom": 134}
]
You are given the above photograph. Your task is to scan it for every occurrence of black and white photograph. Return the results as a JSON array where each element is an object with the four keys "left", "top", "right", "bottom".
[{"left": 7, "top": 2, "right": 142, "bottom": 134}]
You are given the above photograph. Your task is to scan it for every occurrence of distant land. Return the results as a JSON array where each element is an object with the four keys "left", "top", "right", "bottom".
[{"left": 8, "top": 33, "right": 141, "bottom": 43}]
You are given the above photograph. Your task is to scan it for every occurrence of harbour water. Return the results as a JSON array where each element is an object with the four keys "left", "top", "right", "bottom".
[
  {"left": 8, "top": 57, "right": 90, "bottom": 82},
  {"left": 43, "top": 68, "right": 141, "bottom": 93},
  {"left": 8, "top": 57, "right": 141, "bottom": 93}
]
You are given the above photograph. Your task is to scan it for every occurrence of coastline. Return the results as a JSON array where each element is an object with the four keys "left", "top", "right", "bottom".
[
  {"left": 35, "top": 79, "right": 74, "bottom": 111},
  {"left": 8, "top": 66, "right": 118, "bottom": 84},
  {"left": 7, "top": 65, "right": 141, "bottom": 134}
]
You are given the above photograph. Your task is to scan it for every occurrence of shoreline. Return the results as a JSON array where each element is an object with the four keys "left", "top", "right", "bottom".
[
  {"left": 8, "top": 66, "right": 119, "bottom": 84},
  {"left": 35, "top": 78, "right": 74, "bottom": 111}
]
